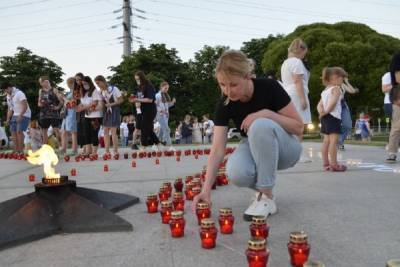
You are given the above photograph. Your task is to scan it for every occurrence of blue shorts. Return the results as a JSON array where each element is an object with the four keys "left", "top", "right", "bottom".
[{"left": 10, "top": 116, "right": 30, "bottom": 133}]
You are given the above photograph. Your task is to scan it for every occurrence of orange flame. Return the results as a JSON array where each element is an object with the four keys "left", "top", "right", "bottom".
[{"left": 27, "top": 144, "right": 60, "bottom": 179}]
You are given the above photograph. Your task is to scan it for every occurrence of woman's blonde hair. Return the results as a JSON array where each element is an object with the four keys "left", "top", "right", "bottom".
[
  {"left": 322, "top": 67, "right": 348, "bottom": 86},
  {"left": 288, "top": 38, "right": 307, "bottom": 57},
  {"left": 214, "top": 50, "right": 254, "bottom": 78}
]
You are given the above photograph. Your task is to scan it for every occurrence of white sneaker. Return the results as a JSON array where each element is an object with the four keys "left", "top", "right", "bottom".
[
  {"left": 151, "top": 144, "right": 159, "bottom": 152},
  {"left": 168, "top": 146, "right": 176, "bottom": 152},
  {"left": 243, "top": 192, "right": 277, "bottom": 221}
]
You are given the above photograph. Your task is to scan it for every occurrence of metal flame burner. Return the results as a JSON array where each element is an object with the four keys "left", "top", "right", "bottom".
[{"left": 0, "top": 176, "right": 139, "bottom": 250}]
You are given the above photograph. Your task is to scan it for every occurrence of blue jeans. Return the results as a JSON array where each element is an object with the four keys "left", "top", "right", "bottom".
[
  {"left": 339, "top": 101, "right": 352, "bottom": 146},
  {"left": 226, "top": 118, "right": 301, "bottom": 189},
  {"left": 10, "top": 116, "right": 30, "bottom": 133},
  {"left": 157, "top": 114, "right": 171, "bottom": 145}
]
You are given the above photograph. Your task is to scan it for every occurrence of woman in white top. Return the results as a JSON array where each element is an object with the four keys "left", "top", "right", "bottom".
[
  {"left": 192, "top": 116, "right": 203, "bottom": 144},
  {"left": 382, "top": 72, "right": 393, "bottom": 118},
  {"left": 281, "top": 38, "right": 312, "bottom": 125},
  {"left": 77, "top": 76, "right": 103, "bottom": 157}
]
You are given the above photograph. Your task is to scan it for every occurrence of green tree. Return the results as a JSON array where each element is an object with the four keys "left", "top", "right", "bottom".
[
  {"left": 261, "top": 22, "right": 400, "bottom": 122},
  {"left": 241, "top": 34, "right": 283, "bottom": 77},
  {"left": 108, "top": 44, "right": 189, "bottom": 126},
  {"left": 0, "top": 47, "right": 64, "bottom": 119}
]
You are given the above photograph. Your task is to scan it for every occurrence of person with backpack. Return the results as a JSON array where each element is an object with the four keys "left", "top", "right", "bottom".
[{"left": 181, "top": 115, "right": 193, "bottom": 144}]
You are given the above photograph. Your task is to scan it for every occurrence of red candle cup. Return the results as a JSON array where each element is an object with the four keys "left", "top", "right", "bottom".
[
  {"left": 246, "top": 238, "right": 270, "bottom": 267},
  {"left": 250, "top": 216, "right": 269, "bottom": 239},
  {"left": 174, "top": 178, "right": 184, "bottom": 192},
  {"left": 151, "top": 151, "right": 156, "bottom": 157},
  {"left": 192, "top": 178, "right": 202, "bottom": 188},
  {"left": 176, "top": 150, "right": 182, "bottom": 156},
  {"left": 64, "top": 155, "right": 70, "bottom": 162},
  {"left": 113, "top": 153, "right": 120, "bottom": 160},
  {"left": 191, "top": 186, "right": 201, "bottom": 200},
  {"left": 102, "top": 154, "right": 108, "bottom": 161},
  {"left": 185, "top": 176, "right": 193, "bottom": 186},
  {"left": 156, "top": 151, "right": 162, "bottom": 158},
  {"left": 71, "top": 168, "right": 77, "bottom": 176},
  {"left": 146, "top": 193, "right": 159, "bottom": 213},
  {"left": 287, "top": 231, "right": 310, "bottom": 267},
  {"left": 147, "top": 152, "right": 152, "bottom": 158},
  {"left": 103, "top": 164, "right": 109, "bottom": 172},
  {"left": 169, "top": 211, "right": 185, "bottom": 238},
  {"left": 199, "top": 218, "right": 218, "bottom": 249},
  {"left": 184, "top": 183, "right": 194, "bottom": 200},
  {"left": 218, "top": 208, "right": 234, "bottom": 234},
  {"left": 28, "top": 174, "right": 35, "bottom": 182},
  {"left": 155, "top": 158, "right": 160, "bottom": 165},
  {"left": 138, "top": 152, "right": 145, "bottom": 159},
  {"left": 176, "top": 156, "right": 180, "bottom": 162},
  {"left": 131, "top": 160, "right": 136, "bottom": 168},
  {"left": 132, "top": 152, "right": 138, "bottom": 159},
  {"left": 172, "top": 192, "right": 185, "bottom": 211},
  {"left": 124, "top": 153, "right": 129, "bottom": 159},
  {"left": 158, "top": 186, "right": 169, "bottom": 201},
  {"left": 75, "top": 156, "right": 80, "bottom": 162},
  {"left": 160, "top": 200, "right": 173, "bottom": 224},
  {"left": 163, "top": 181, "right": 172, "bottom": 193},
  {"left": 196, "top": 202, "right": 211, "bottom": 225}
]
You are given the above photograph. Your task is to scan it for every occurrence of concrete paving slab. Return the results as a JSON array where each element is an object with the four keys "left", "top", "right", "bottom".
[{"left": 0, "top": 143, "right": 399, "bottom": 266}]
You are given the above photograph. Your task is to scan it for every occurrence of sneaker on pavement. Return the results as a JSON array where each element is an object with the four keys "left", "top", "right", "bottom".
[
  {"left": 168, "top": 146, "right": 176, "bottom": 152},
  {"left": 386, "top": 154, "right": 397, "bottom": 164},
  {"left": 243, "top": 192, "right": 277, "bottom": 221},
  {"left": 151, "top": 144, "right": 159, "bottom": 152}
]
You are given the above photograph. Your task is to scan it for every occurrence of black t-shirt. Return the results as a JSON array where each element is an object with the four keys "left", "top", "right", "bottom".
[
  {"left": 214, "top": 78, "right": 291, "bottom": 136},
  {"left": 137, "top": 83, "right": 156, "bottom": 113}
]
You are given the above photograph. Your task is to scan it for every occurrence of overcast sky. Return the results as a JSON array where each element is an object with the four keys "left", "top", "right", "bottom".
[{"left": 1, "top": 0, "right": 399, "bottom": 86}]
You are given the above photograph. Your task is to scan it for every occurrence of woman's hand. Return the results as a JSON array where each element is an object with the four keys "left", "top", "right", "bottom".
[
  {"left": 191, "top": 190, "right": 211, "bottom": 213},
  {"left": 241, "top": 110, "right": 268, "bottom": 133}
]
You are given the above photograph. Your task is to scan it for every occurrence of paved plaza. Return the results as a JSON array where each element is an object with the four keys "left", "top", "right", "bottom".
[{"left": 0, "top": 142, "right": 399, "bottom": 267}]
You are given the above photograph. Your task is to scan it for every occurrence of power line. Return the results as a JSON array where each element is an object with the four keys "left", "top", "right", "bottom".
[
  {"left": 0, "top": 0, "right": 106, "bottom": 19},
  {"left": 0, "top": 0, "right": 52, "bottom": 10}
]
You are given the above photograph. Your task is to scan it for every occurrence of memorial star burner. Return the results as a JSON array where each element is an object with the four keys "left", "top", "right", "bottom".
[{"left": 0, "top": 145, "right": 139, "bottom": 250}]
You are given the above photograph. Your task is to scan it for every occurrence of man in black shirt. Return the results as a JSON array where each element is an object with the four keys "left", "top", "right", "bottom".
[{"left": 192, "top": 50, "right": 303, "bottom": 221}]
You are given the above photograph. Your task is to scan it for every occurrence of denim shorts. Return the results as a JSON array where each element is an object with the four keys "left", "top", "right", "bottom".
[{"left": 10, "top": 116, "right": 30, "bottom": 133}]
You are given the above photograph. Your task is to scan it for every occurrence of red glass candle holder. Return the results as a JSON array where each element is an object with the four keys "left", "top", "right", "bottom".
[
  {"left": 218, "top": 208, "right": 234, "bottom": 234},
  {"left": 146, "top": 193, "right": 159, "bottom": 213},
  {"left": 169, "top": 211, "right": 185, "bottom": 238},
  {"left": 184, "top": 183, "right": 194, "bottom": 200},
  {"left": 199, "top": 219, "right": 218, "bottom": 249},
  {"left": 195, "top": 154, "right": 199, "bottom": 160},
  {"left": 250, "top": 216, "right": 269, "bottom": 239},
  {"left": 124, "top": 153, "right": 129, "bottom": 159},
  {"left": 156, "top": 151, "right": 162, "bottom": 158},
  {"left": 28, "top": 174, "right": 35, "bottom": 182},
  {"left": 176, "top": 150, "right": 182, "bottom": 156},
  {"left": 185, "top": 176, "right": 193, "bottom": 186},
  {"left": 158, "top": 186, "right": 169, "bottom": 201},
  {"left": 174, "top": 178, "right": 183, "bottom": 192},
  {"left": 204, "top": 149, "right": 210, "bottom": 155},
  {"left": 155, "top": 158, "right": 160, "bottom": 165},
  {"left": 163, "top": 182, "right": 172, "bottom": 196},
  {"left": 0, "top": 153, "right": 4, "bottom": 159},
  {"left": 138, "top": 152, "right": 145, "bottom": 158},
  {"left": 151, "top": 151, "right": 157, "bottom": 157},
  {"left": 160, "top": 200, "right": 173, "bottom": 224},
  {"left": 132, "top": 152, "right": 137, "bottom": 159},
  {"left": 191, "top": 186, "right": 201, "bottom": 200},
  {"left": 147, "top": 152, "right": 152, "bottom": 158},
  {"left": 196, "top": 202, "right": 211, "bottom": 225},
  {"left": 71, "top": 168, "right": 77, "bottom": 176},
  {"left": 113, "top": 153, "right": 120, "bottom": 160},
  {"left": 131, "top": 160, "right": 136, "bottom": 168},
  {"left": 172, "top": 192, "right": 185, "bottom": 211},
  {"left": 64, "top": 155, "right": 70, "bottom": 162},
  {"left": 287, "top": 231, "right": 310, "bottom": 267},
  {"left": 102, "top": 154, "right": 108, "bottom": 161},
  {"left": 176, "top": 156, "right": 180, "bottom": 162},
  {"left": 192, "top": 178, "right": 202, "bottom": 188},
  {"left": 103, "top": 164, "right": 109, "bottom": 172},
  {"left": 75, "top": 156, "right": 80, "bottom": 162},
  {"left": 246, "top": 238, "right": 270, "bottom": 267}
]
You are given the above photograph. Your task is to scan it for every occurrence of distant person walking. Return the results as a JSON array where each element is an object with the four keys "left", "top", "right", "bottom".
[
  {"left": 1, "top": 82, "right": 31, "bottom": 154},
  {"left": 281, "top": 38, "right": 312, "bottom": 162},
  {"left": 60, "top": 77, "right": 78, "bottom": 155},
  {"left": 181, "top": 115, "right": 193, "bottom": 144},
  {"left": 382, "top": 71, "right": 393, "bottom": 119},
  {"left": 155, "top": 81, "right": 176, "bottom": 150}
]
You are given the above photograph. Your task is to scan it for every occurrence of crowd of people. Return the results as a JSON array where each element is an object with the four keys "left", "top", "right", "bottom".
[{"left": 0, "top": 71, "right": 215, "bottom": 158}]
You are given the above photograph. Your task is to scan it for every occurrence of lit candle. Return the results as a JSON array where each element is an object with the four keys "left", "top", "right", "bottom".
[
  {"left": 303, "top": 261, "right": 325, "bottom": 267},
  {"left": 157, "top": 151, "right": 162, "bottom": 158},
  {"left": 102, "top": 154, "right": 108, "bottom": 161},
  {"left": 250, "top": 216, "right": 269, "bottom": 239},
  {"left": 124, "top": 153, "right": 129, "bottom": 159},
  {"left": 172, "top": 192, "right": 185, "bottom": 211},
  {"left": 191, "top": 187, "right": 201, "bottom": 201},
  {"left": 196, "top": 202, "right": 211, "bottom": 225},
  {"left": 152, "top": 151, "right": 157, "bottom": 157},
  {"left": 71, "top": 168, "right": 77, "bottom": 176},
  {"left": 131, "top": 160, "right": 136, "bottom": 168},
  {"left": 139, "top": 152, "right": 144, "bottom": 159},
  {"left": 246, "top": 238, "right": 270, "bottom": 267},
  {"left": 75, "top": 156, "right": 80, "bottom": 162},
  {"left": 199, "top": 218, "right": 218, "bottom": 249},
  {"left": 113, "top": 153, "right": 119, "bottom": 160},
  {"left": 158, "top": 186, "right": 169, "bottom": 201},
  {"left": 160, "top": 200, "right": 173, "bottom": 224},
  {"left": 176, "top": 156, "right": 180, "bottom": 162},
  {"left": 155, "top": 158, "right": 160, "bottom": 165},
  {"left": 169, "top": 211, "right": 185, "bottom": 238},
  {"left": 185, "top": 176, "right": 193, "bottom": 186},
  {"left": 184, "top": 182, "right": 194, "bottom": 200},
  {"left": 218, "top": 208, "right": 234, "bottom": 234},
  {"left": 103, "top": 164, "right": 109, "bottom": 172},
  {"left": 174, "top": 178, "right": 184, "bottom": 192},
  {"left": 163, "top": 182, "right": 172, "bottom": 197},
  {"left": 64, "top": 155, "right": 70, "bottom": 162},
  {"left": 146, "top": 193, "right": 159, "bottom": 213},
  {"left": 132, "top": 152, "right": 137, "bottom": 159},
  {"left": 288, "top": 231, "right": 311, "bottom": 267},
  {"left": 28, "top": 174, "right": 35, "bottom": 182},
  {"left": 176, "top": 150, "right": 182, "bottom": 156}
]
